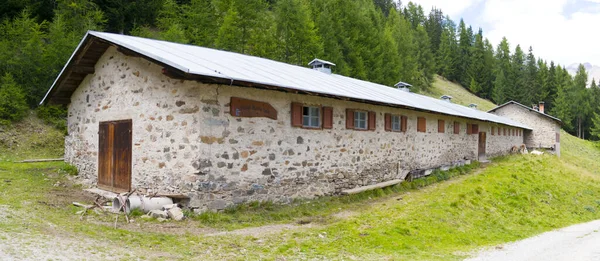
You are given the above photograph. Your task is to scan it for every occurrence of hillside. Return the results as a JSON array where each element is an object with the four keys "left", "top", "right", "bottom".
[{"left": 422, "top": 75, "right": 497, "bottom": 111}]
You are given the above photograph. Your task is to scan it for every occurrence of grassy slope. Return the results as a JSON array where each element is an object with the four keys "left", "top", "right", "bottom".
[
  {"left": 0, "top": 114, "right": 64, "bottom": 161},
  {"left": 422, "top": 75, "right": 497, "bottom": 111},
  {"left": 3, "top": 113, "right": 600, "bottom": 260}
]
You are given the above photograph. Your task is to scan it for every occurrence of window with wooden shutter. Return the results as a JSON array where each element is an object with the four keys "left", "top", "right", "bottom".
[
  {"left": 503, "top": 128, "right": 507, "bottom": 136},
  {"left": 491, "top": 126, "right": 495, "bottom": 135},
  {"left": 384, "top": 113, "right": 391, "bottom": 131},
  {"left": 368, "top": 111, "right": 376, "bottom": 131},
  {"left": 438, "top": 120, "right": 445, "bottom": 133},
  {"left": 346, "top": 109, "right": 355, "bottom": 129},
  {"left": 401, "top": 116, "right": 407, "bottom": 132},
  {"left": 417, "top": 117, "right": 426, "bottom": 132},
  {"left": 291, "top": 102, "right": 303, "bottom": 127},
  {"left": 322, "top": 107, "right": 333, "bottom": 129},
  {"left": 556, "top": 132, "right": 560, "bottom": 142},
  {"left": 454, "top": 121, "right": 460, "bottom": 134},
  {"left": 498, "top": 127, "right": 501, "bottom": 136},
  {"left": 467, "top": 123, "right": 472, "bottom": 135},
  {"left": 472, "top": 124, "right": 479, "bottom": 134}
]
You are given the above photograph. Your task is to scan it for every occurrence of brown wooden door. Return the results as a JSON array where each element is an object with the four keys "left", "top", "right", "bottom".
[
  {"left": 98, "top": 120, "right": 132, "bottom": 192},
  {"left": 478, "top": 132, "right": 486, "bottom": 160}
]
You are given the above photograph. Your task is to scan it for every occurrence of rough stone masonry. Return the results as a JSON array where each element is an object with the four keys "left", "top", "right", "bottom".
[{"left": 65, "top": 46, "right": 525, "bottom": 211}]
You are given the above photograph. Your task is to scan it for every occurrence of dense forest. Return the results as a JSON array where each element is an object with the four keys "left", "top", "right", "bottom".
[{"left": 1, "top": 0, "right": 599, "bottom": 139}]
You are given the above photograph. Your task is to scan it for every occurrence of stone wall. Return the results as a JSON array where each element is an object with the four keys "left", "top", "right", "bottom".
[
  {"left": 66, "top": 47, "right": 525, "bottom": 210},
  {"left": 489, "top": 103, "right": 560, "bottom": 153}
]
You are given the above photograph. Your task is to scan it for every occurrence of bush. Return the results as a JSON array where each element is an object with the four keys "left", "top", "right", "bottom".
[
  {"left": 36, "top": 104, "right": 67, "bottom": 133},
  {"left": 0, "top": 73, "right": 28, "bottom": 125},
  {"left": 58, "top": 163, "right": 78, "bottom": 176}
]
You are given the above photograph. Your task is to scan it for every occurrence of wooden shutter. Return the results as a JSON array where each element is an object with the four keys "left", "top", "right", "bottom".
[
  {"left": 503, "top": 128, "right": 506, "bottom": 136},
  {"left": 438, "top": 120, "right": 445, "bottom": 133},
  {"left": 368, "top": 111, "right": 376, "bottom": 131},
  {"left": 291, "top": 102, "right": 303, "bottom": 127},
  {"left": 113, "top": 120, "right": 132, "bottom": 192},
  {"left": 98, "top": 122, "right": 113, "bottom": 189},
  {"left": 346, "top": 109, "right": 354, "bottom": 129},
  {"left": 454, "top": 121, "right": 460, "bottom": 134},
  {"left": 491, "top": 127, "right": 495, "bottom": 135},
  {"left": 401, "top": 116, "right": 407, "bottom": 132},
  {"left": 322, "top": 107, "right": 333, "bottom": 129},
  {"left": 472, "top": 124, "right": 479, "bottom": 134},
  {"left": 384, "top": 113, "right": 391, "bottom": 131},
  {"left": 467, "top": 123, "right": 472, "bottom": 134},
  {"left": 417, "top": 117, "right": 426, "bottom": 132},
  {"left": 556, "top": 132, "right": 560, "bottom": 142},
  {"left": 498, "top": 127, "right": 501, "bottom": 136}
]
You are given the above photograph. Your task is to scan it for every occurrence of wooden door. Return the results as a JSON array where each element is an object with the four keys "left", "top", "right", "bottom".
[
  {"left": 98, "top": 120, "right": 132, "bottom": 192},
  {"left": 478, "top": 132, "right": 486, "bottom": 160}
]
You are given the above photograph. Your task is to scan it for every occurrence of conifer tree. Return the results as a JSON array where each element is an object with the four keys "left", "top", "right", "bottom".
[
  {"left": 524, "top": 46, "right": 539, "bottom": 105},
  {"left": 457, "top": 19, "right": 472, "bottom": 87},
  {"left": 273, "top": 0, "right": 321, "bottom": 65},
  {"left": 509, "top": 45, "right": 526, "bottom": 103}
]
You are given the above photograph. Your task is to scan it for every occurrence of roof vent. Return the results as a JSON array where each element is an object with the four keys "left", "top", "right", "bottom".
[
  {"left": 394, "top": 81, "right": 412, "bottom": 92},
  {"left": 308, "top": 58, "right": 335, "bottom": 74},
  {"left": 469, "top": 103, "right": 478, "bottom": 109},
  {"left": 440, "top": 95, "right": 453, "bottom": 103}
]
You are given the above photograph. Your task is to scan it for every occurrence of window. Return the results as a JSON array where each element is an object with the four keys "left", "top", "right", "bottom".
[
  {"left": 504, "top": 128, "right": 507, "bottom": 136},
  {"left": 498, "top": 127, "right": 501, "bottom": 136},
  {"left": 417, "top": 117, "right": 426, "bottom": 132},
  {"left": 302, "top": 106, "right": 321, "bottom": 128},
  {"left": 392, "top": 115, "right": 401, "bottom": 131},
  {"left": 354, "top": 111, "right": 367, "bottom": 130},
  {"left": 291, "top": 103, "right": 332, "bottom": 129},
  {"left": 472, "top": 124, "right": 479, "bottom": 134},
  {"left": 491, "top": 126, "right": 495, "bottom": 135},
  {"left": 438, "top": 120, "right": 445, "bottom": 133},
  {"left": 454, "top": 121, "right": 460, "bottom": 134}
]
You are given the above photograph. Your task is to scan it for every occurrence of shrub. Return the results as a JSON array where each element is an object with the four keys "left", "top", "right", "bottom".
[
  {"left": 36, "top": 104, "right": 67, "bottom": 133},
  {"left": 0, "top": 73, "right": 28, "bottom": 125},
  {"left": 59, "top": 163, "right": 78, "bottom": 176}
]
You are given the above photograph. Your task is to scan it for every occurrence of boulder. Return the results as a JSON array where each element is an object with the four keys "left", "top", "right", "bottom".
[
  {"left": 149, "top": 209, "right": 168, "bottom": 219},
  {"left": 167, "top": 207, "right": 184, "bottom": 221}
]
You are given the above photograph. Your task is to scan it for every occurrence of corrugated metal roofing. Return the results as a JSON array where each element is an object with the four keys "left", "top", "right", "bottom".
[{"left": 42, "top": 31, "right": 531, "bottom": 130}]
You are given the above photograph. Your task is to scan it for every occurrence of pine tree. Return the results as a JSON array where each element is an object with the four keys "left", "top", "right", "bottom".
[
  {"left": 182, "top": 0, "right": 218, "bottom": 47},
  {"left": 481, "top": 38, "right": 496, "bottom": 99},
  {"left": 524, "top": 46, "right": 539, "bottom": 105},
  {"left": 509, "top": 45, "right": 526, "bottom": 103},
  {"left": 492, "top": 37, "right": 511, "bottom": 104},
  {"left": 492, "top": 70, "right": 507, "bottom": 104},
  {"left": 273, "top": 0, "right": 321, "bottom": 65},
  {"left": 424, "top": 7, "right": 443, "bottom": 57},
  {"left": 457, "top": 19, "right": 471, "bottom": 87},
  {"left": 0, "top": 73, "right": 28, "bottom": 125},
  {"left": 590, "top": 112, "right": 600, "bottom": 140},
  {"left": 467, "top": 28, "right": 485, "bottom": 95}
]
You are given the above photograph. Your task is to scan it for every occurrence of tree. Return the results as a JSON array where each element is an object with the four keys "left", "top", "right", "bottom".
[
  {"left": 524, "top": 46, "right": 539, "bottom": 105},
  {"left": 509, "top": 45, "right": 526, "bottom": 103},
  {"left": 273, "top": 0, "right": 321, "bottom": 65},
  {"left": 457, "top": 19, "right": 472, "bottom": 87},
  {"left": 492, "top": 37, "right": 511, "bottom": 104},
  {"left": 424, "top": 7, "right": 443, "bottom": 57},
  {"left": 0, "top": 73, "right": 28, "bottom": 125},
  {"left": 590, "top": 112, "right": 600, "bottom": 140}
]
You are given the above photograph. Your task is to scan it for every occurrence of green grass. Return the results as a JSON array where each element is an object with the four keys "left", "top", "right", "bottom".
[
  {"left": 0, "top": 114, "right": 64, "bottom": 161},
  {"left": 3, "top": 117, "right": 600, "bottom": 259},
  {"left": 422, "top": 75, "right": 497, "bottom": 111}
]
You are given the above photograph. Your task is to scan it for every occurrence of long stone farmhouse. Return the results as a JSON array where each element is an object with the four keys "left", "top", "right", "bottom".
[{"left": 41, "top": 31, "right": 561, "bottom": 210}]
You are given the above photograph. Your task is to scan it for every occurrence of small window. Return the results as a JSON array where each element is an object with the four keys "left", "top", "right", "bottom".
[
  {"left": 471, "top": 124, "right": 479, "bottom": 134},
  {"left": 498, "top": 127, "right": 501, "bottom": 136},
  {"left": 491, "top": 126, "right": 495, "bottom": 135},
  {"left": 453, "top": 121, "right": 460, "bottom": 134},
  {"left": 392, "top": 115, "right": 401, "bottom": 131},
  {"left": 504, "top": 128, "right": 507, "bottom": 136},
  {"left": 302, "top": 106, "right": 321, "bottom": 128},
  {"left": 438, "top": 120, "right": 445, "bottom": 133},
  {"left": 354, "top": 111, "right": 367, "bottom": 130},
  {"left": 417, "top": 117, "right": 426, "bottom": 132}
]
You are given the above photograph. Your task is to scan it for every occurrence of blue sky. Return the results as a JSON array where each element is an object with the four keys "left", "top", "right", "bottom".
[{"left": 415, "top": 0, "right": 600, "bottom": 67}]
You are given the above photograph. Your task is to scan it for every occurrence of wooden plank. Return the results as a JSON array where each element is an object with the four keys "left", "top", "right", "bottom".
[
  {"left": 18, "top": 158, "right": 64, "bottom": 163},
  {"left": 341, "top": 179, "right": 402, "bottom": 195},
  {"left": 113, "top": 120, "right": 132, "bottom": 192},
  {"left": 98, "top": 122, "right": 113, "bottom": 189}
]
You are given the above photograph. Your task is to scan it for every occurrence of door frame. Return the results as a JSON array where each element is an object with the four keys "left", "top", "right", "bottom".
[{"left": 98, "top": 119, "right": 132, "bottom": 192}]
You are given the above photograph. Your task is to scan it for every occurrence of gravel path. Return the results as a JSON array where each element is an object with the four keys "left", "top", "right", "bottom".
[{"left": 466, "top": 220, "right": 600, "bottom": 261}]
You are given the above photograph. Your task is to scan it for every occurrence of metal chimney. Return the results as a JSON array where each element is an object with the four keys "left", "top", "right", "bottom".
[
  {"left": 308, "top": 58, "right": 335, "bottom": 74},
  {"left": 394, "top": 81, "right": 412, "bottom": 92},
  {"left": 440, "top": 95, "right": 453, "bottom": 103},
  {"left": 539, "top": 101, "right": 545, "bottom": 114}
]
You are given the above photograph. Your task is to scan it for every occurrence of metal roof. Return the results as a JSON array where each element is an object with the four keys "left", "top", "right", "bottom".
[
  {"left": 488, "top": 101, "right": 562, "bottom": 124},
  {"left": 41, "top": 31, "right": 531, "bottom": 130}
]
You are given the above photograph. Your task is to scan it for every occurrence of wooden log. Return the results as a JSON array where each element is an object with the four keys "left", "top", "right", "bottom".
[
  {"left": 19, "top": 158, "right": 64, "bottom": 163},
  {"left": 341, "top": 179, "right": 402, "bottom": 195},
  {"left": 73, "top": 202, "right": 94, "bottom": 209}
]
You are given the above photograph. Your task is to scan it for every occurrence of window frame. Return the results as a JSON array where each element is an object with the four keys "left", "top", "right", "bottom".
[
  {"left": 302, "top": 105, "right": 322, "bottom": 129},
  {"left": 417, "top": 117, "right": 426, "bottom": 133},
  {"left": 354, "top": 111, "right": 368, "bottom": 130},
  {"left": 391, "top": 115, "right": 401, "bottom": 132}
]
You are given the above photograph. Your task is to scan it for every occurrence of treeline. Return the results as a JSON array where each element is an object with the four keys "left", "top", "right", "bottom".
[{"left": 0, "top": 0, "right": 599, "bottom": 139}]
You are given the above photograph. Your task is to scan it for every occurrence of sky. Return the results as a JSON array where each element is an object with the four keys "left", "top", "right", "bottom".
[{"left": 414, "top": 0, "right": 600, "bottom": 67}]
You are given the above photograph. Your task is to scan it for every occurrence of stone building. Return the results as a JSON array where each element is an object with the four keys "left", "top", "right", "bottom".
[
  {"left": 488, "top": 101, "right": 562, "bottom": 156},
  {"left": 41, "top": 32, "right": 542, "bottom": 210}
]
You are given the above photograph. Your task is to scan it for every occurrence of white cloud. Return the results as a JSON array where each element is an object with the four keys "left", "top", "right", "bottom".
[
  {"left": 413, "top": 0, "right": 480, "bottom": 17},
  {"left": 416, "top": 0, "right": 600, "bottom": 66}
]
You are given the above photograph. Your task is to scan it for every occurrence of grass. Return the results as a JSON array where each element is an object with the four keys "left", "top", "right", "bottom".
[
  {"left": 3, "top": 116, "right": 600, "bottom": 259},
  {"left": 422, "top": 75, "right": 497, "bottom": 111},
  {"left": 0, "top": 113, "right": 64, "bottom": 161}
]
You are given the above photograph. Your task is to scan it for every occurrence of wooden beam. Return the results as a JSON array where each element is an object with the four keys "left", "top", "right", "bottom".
[
  {"left": 72, "top": 66, "right": 95, "bottom": 74},
  {"left": 341, "top": 179, "right": 402, "bottom": 195}
]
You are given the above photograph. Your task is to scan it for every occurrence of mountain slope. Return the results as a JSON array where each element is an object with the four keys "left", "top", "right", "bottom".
[{"left": 422, "top": 75, "right": 497, "bottom": 111}]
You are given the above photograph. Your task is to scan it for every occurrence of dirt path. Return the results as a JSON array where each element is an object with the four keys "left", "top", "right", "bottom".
[{"left": 465, "top": 219, "right": 600, "bottom": 261}]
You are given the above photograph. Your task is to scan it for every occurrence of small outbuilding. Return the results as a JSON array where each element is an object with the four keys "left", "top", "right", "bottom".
[
  {"left": 41, "top": 31, "right": 543, "bottom": 210},
  {"left": 488, "top": 101, "right": 562, "bottom": 156}
]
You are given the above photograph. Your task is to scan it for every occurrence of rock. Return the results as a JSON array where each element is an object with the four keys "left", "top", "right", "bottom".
[
  {"left": 531, "top": 150, "right": 544, "bottom": 155},
  {"left": 157, "top": 217, "right": 168, "bottom": 222},
  {"left": 162, "top": 204, "right": 178, "bottom": 210},
  {"left": 141, "top": 214, "right": 152, "bottom": 219},
  {"left": 167, "top": 207, "right": 184, "bottom": 221},
  {"left": 149, "top": 209, "right": 168, "bottom": 219},
  {"left": 208, "top": 199, "right": 228, "bottom": 210}
]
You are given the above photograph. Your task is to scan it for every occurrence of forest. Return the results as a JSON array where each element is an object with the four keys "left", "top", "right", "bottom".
[{"left": 0, "top": 0, "right": 599, "bottom": 139}]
